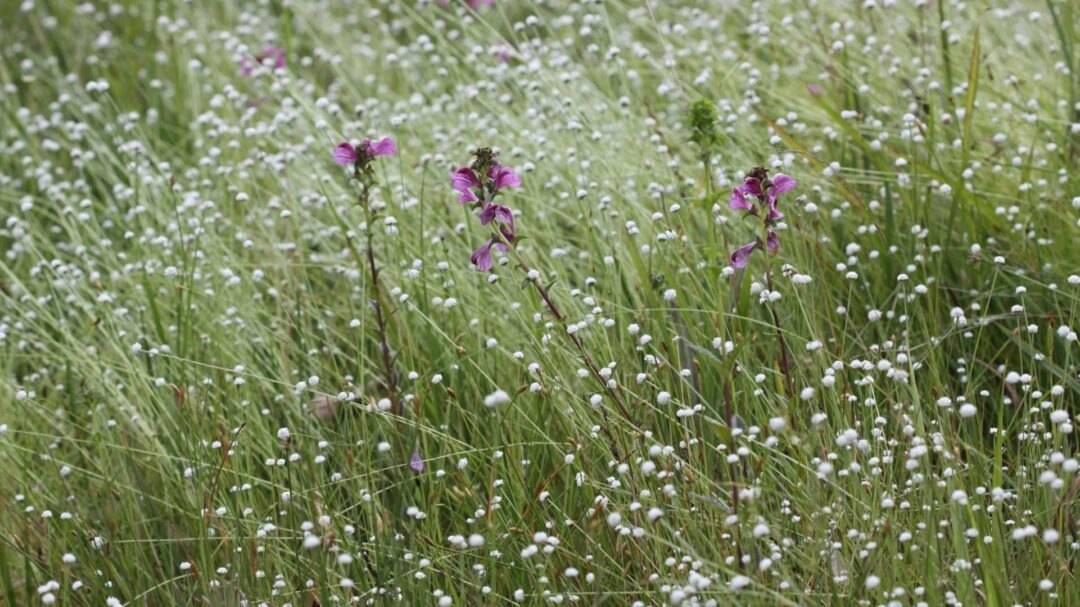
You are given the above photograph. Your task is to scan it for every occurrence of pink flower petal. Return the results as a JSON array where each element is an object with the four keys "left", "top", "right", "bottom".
[
  {"left": 729, "top": 240, "right": 760, "bottom": 269},
  {"left": 369, "top": 137, "right": 397, "bottom": 157},
  {"left": 767, "top": 231, "right": 779, "bottom": 253},
  {"left": 471, "top": 241, "right": 494, "bottom": 271},
  {"left": 458, "top": 188, "right": 479, "bottom": 205},
  {"left": 741, "top": 177, "right": 763, "bottom": 197},
  {"left": 452, "top": 167, "right": 481, "bottom": 193},
  {"left": 489, "top": 164, "right": 521, "bottom": 191},
  {"left": 333, "top": 143, "right": 358, "bottom": 165},
  {"left": 409, "top": 451, "right": 425, "bottom": 473},
  {"left": 729, "top": 187, "right": 753, "bottom": 211},
  {"left": 771, "top": 174, "right": 796, "bottom": 195},
  {"left": 766, "top": 197, "right": 783, "bottom": 222},
  {"left": 494, "top": 205, "right": 513, "bottom": 226}
]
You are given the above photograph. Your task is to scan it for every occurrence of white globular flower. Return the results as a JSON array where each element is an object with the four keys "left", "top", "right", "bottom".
[
  {"left": 730, "top": 575, "right": 751, "bottom": 590},
  {"left": 484, "top": 389, "right": 511, "bottom": 408}
]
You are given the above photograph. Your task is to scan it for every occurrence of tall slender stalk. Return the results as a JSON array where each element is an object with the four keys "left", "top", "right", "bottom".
[{"left": 760, "top": 223, "right": 795, "bottom": 399}]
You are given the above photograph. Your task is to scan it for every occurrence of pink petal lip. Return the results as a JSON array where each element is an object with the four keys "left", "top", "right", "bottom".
[
  {"left": 771, "top": 173, "right": 796, "bottom": 195},
  {"left": 409, "top": 451, "right": 425, "bottom": 473},
  {"left": 489, "top": 164, "right": 521, "bottom": 191},
  {"left": 471, "top": 240, "right": 495, "bottom": 271},
  {"left": 730, "top": 187, "right": 753, "bottom": 211},
  {"left": 368, "top": 137, "right": 397, "bottom": 157},
  {"left": 729, "top": 240, "right": 760, "bottom": 269},
  {"left": 452, "top": 167, "right": 481, "bottom": 193},
  {"left": 332, "top": 142, "right": 358, "bottom": 165},
  {"left": 458, "top": 189, "right": 479, "bottom": 204}
]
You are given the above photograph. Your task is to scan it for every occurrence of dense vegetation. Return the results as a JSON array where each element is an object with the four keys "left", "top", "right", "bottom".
[{"left": 2, "top": 0, "right": 1080, "bottom": 605}]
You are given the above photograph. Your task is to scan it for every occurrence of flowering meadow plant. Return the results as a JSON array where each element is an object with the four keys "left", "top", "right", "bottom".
[
  {"left": 3, "top": 2, "right": 1080, "bottom": 607},
  {"left": 333, "top": 137, "right": 398, "bottom": 165},
  {"left": 728, "top": 167, "right": 795, "bottom": 268},
  {"left": 453, "top": 148, "right": 521, "bottom": 270}
]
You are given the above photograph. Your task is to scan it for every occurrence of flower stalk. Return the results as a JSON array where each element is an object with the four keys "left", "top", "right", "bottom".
[
  {"left": 728, "top": 166, "right": 797, "bottom": 398},
  {"left": 333, "top": 138, "right": 402, "bottom": 414}
]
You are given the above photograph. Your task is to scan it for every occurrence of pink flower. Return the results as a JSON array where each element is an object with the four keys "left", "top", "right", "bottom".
[
  {"left": 488, "top": 164, "right": 521, "bottom": 191},
  {"left": 360, "top": 137, "right": 398, "bottom": 158},
  {"left": 734, "top": 171, "right": 797, "bottom": 218},
  {"left": 729, "top": 186, "right": 753, "bottom": 211},
  {"left": 479, "top": 203, "right": 513, "bottom": 227},
  {"left": 458, "top": 188, "right": 479, "bottom": 204},
  {"left": 409, "top": 451, "right": 425, "bottom": 473},
  {"left": 333, "top": 143, "right": 359, "bottom": 165},
  {"left": 766, "top": 198, "right": 783, "bottom": 222},
  {"left": 452, "top": 167, "right": 482, "bottom": 203},
  {"left": 457, "top": 150, "right": 521, "bottom": 271},
  {"left": 241, "top": 46, "right": 286, "bottom": 75},
  {"left": 740, "top": 177, "right": 764, "bottom": 198},
  {"left": 479, "top": 203, "right": 515, "bottom": 241},
  {"left": 771, "top": 173, "right": 796, "bottom": 195},
  {"left": 333, "top": 137, "right": 397, "bottom": 165},
  {"left": 727, "top": 169, "right": 795, "bottom": 268},
  {"left": 471, "top": 239, "right": 508, "bottom": 271},
  {"left": 453, "top": 163, "right": 520, "bottom": 205},
  {"left": 767, "top": 230, "right": 779, "bottom": 253},
  {"left": 730, "top": 240, "right": 761, "bottom": 269},
  {"left": 765, "top": 174, "right": 794, "bottom": 221},
  {"left": 491, "top": 42, "right": 513, "bottom": 62}
]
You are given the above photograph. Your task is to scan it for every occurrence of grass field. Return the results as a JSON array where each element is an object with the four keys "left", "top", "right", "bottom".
[{"left": 2, "top": 0, "right": 1080, "bottom": 605}]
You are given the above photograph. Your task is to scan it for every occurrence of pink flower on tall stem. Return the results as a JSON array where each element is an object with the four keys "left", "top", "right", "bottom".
[
  {"left": 453, "top": 148, "right": 521, "bottom": 271},
  {"left": 728, "top": 167, "right": 796, "bottom": 268},
  {"left": 333, "top": 137, "right": 397, "bottom": 165}
]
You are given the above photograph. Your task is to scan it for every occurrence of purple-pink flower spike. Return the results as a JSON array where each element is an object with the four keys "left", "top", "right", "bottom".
[
  {"left": 454, "top": 149, "right": 521, "bottom": 271},
  {"left": 727, "top": 167, "right": 796, "bottom": 268}
]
